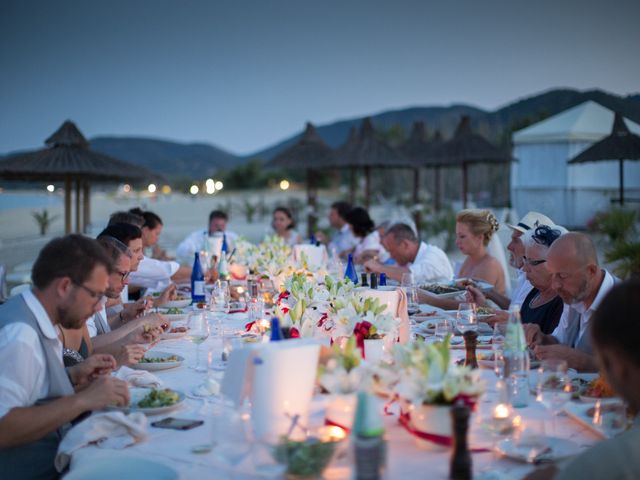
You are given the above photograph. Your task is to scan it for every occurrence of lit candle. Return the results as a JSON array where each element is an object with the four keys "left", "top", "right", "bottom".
[
  {"left": 492, "top": 403, "right": 514, "bottom": 435},
  {"left": 322, "top": 425, "right": 347, "bottom": 441},
  {"left": 494, "top": 403, "right": 510, "bottom": 420}
]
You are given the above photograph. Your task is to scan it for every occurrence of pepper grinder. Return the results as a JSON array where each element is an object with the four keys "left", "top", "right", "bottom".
[
  {"left": 463, "top": 330, "right": 479, "bottom": 369},
  {"left": 449, "top": 399, "right": 472, "bottom": 480}
]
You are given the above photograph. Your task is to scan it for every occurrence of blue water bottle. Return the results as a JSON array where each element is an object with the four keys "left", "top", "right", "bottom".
[
  {"left": 270, "top": 317, "right": 284, "bottom": 341},
  {"left": 191, "top": 252, "right": 205, "bottom": 302},
  {"left": 344, "top": 253, "right": 358, "bottom": 284},
  {"left": 379, "top": 272, "right": 387, "bottom": 286},
  {"left": 221, "top": 233, "right": 229, "bottom": 254}
]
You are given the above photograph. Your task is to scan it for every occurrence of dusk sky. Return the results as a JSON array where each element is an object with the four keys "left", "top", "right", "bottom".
[{"left": 1, "top": 0, "right": 639, "bottom": 156}]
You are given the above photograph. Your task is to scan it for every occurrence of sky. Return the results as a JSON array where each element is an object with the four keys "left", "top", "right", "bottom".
[{"left": 1, "top": 0, "right": 639, "bottom": 156}]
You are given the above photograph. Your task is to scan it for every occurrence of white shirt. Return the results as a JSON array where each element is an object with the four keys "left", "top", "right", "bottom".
[
  {"left": 0, "top": 290, "right": 61, "bottom": 419},
  {"left": 329, "top": 224, "right": 359, "bottom": 256},
  {"left": 509, "top": 269, "right": 533, "bottom": 309},
  {"left": 408, "top": 242, "right": 454, "bottom": 284},
  {"left": 128, "top": 256, "right": 180, "bottom": 291},
  {"left": 552, "top": 270, "right": 616, "bottom": 346},
  {"left": 175, "top": 229, "right": 239, "bottom": 262},
  {"left": 354, "top": 231, "right": 389, "bottom": 262},
  {"left": 85, "top": 306, "right": 109, "bottom": 338}
]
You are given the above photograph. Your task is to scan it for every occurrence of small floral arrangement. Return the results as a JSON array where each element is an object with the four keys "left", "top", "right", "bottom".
[
  {"left": 317, "top": 337, "right": 366, "bottom": 394},
  {"left": 331, "top": 296, "right": 396, "bottom": 340},
  {"left": 251, "top": 235, "right": 293, "bottom": 279},
  {"left": 393, "top": 336, "right": 484, "bottom": 406}
]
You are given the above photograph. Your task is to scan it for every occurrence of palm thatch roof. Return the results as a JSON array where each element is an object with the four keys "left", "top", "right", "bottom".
[
  {"left": 569, "top": 113, "right": 640, "bottom": 164},
  {"left": 268, "top": 122, "right": 334, "bottom": 169}
]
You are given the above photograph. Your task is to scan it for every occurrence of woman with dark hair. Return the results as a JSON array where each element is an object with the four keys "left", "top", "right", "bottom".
[
  {"left": 129, "top": 207, "right": 169, "bottom": 260},
  {"left": 271, "top": 207, "right": 302, "bottom": 246},
  {"left": 345, "top": 207, "right": 388, "bottom": 264}
]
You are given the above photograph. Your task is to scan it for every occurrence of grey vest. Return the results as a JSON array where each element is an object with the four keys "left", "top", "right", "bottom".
[
  {"left": 0, "top": 294, "right": 74, "bottom": 480},
  {"left": 93, "top": 309, "right": 111, "bottom": 335}
]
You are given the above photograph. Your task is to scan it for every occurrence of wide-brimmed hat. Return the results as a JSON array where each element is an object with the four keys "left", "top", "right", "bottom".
[{"left": 507, "top": 211, "right": 554, "bottom": 234}]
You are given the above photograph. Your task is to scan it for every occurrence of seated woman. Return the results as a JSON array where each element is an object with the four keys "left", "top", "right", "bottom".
[
  {"left": 418, "top": 209, "right": 504, "bottom": 309},
  {"left": 271, "top": 206, "right": 302, "bottom": 247},
  {"left": 519, "top": 224, "right": 565, "bottom": 334},
  {"left": 344, "top": 207, "right": 389, "bottom": 264}
]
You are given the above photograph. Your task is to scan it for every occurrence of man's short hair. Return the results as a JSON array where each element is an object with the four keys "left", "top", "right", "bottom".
[
  {"left": 591, "top": 279, "right": 640, "bottom": 365},
  {"left": 331, "top": 201, "right": 352, "bottom": 220},
  {"left": 385, "top": 223, "right": 419, "bottom": 243},
  {"left": 109, "top": 211, "right": 144, "bottom": 228},
  {"left": 209, "top": 210, "right": 228, "bottom": 223},
  {"left": 97, "top": 236, "right": 132, "bottom": 264},
  {"left": 98, "top": 223, "right": 142, "bottom": 246},
  {"left": 31, "top": 235, "right": 111, "bottom": 289}
]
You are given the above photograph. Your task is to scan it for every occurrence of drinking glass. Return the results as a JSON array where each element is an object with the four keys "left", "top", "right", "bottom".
[
  {"left": 456, "top": 302, "right": 477, "bottom": 334},
  {"left": 592, "top": 400, "right": 629, "bottom": 437},
  {"left": 211, "top": 329, "right": 242, "bottom": 371},
  {"left": 492, "top": 323, "right": 506, "bottom": 379},
  {"left": 211, "top": 400, "right": 252, "bottom": 467},
  {"left": 536, "top": 359, "right": 571, "bottom": 434},
  {"left": 401, "top": 272, "right": 418, "bottom": 309},
  {"left": 434, "top": 318, "right": 452, "bottom": 341},
  {"left": 186, "top": 311, "right": 210, "bottom": 372}
]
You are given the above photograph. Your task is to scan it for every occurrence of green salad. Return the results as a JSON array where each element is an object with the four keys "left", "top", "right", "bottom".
[
  {"left": 139, "top": 355, "right": 179, "bottom": 363},
  {"left": 162, "top": 307, "right": 184, "bottom": 315},
  {"left": 137, "top": 389, "right": 180, "bottom": 408}
]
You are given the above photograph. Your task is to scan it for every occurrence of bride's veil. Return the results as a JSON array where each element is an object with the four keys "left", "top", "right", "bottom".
[{"left": 487, "top": 227, "right": 512, "bottom": 296}]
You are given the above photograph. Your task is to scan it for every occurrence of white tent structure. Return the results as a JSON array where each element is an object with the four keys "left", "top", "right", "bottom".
[{"left": 511, "top": 101, "right": 640, "bottom": 227}]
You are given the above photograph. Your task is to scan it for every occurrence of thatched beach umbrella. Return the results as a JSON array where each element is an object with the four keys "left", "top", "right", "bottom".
[
  {"left": 328, "top": 118, "right": 412, "bottom": 209},
  {"left": 435, "top": 116, "right": 512, "bottom": 207},
  {"left": 0, "top": 120, "right": 158, "bottom": 233},
  {"left": 268, "top": 122, "right": 335, "bottom": 236},
  {"left": 569, "top": 112, "right": 640, "bottom": 206}
]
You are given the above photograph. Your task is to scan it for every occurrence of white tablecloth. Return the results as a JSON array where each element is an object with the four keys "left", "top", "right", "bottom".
[{"left": 68, "top": 312, "right": 601, "bottom": 480}]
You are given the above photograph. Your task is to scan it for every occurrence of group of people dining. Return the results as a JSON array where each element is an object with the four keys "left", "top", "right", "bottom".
[{"left": 0, "top": 198, "right": 638, "bottom": 479}]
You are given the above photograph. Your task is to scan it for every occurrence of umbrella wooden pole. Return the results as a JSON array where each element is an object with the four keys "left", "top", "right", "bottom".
[
  {"left": 306, "top": 168, "right": 317, "bottom": 239},
  {"left": 435, "top": 167, "right": 441, "bottom": 212},
  {"left": 75, "top": 179, "right": 81, "bottom": 233},
  {"left": 82, "top": 182, "right": 90, "bottom": 233},
  {"left": 64, "top": 177, "right": 71, "bottom": 234},
  {"left": 462, "top": 163, "right": 469, "bottom": 208},
  {"left": 364, "top": 166, "right": 371, "bottom": 209},
  {"left": 619, "top": 158, "right": 625, "bottom": 206},
  {"left": 413, "top": 167, "right": 421, "bottom": 230},
  {"left": 350, "top": 167, "right": 357, "bottom": 204}
]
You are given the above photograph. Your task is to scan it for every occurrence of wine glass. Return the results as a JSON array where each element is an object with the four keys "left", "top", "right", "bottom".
[
  {"left": 186, "top": 311, "right": 210, "bottom": 372},
  {"left": 456, "top": 302, "right": 477, "bottom": 334},
  {"left": 434, "top": 318, "right": 452, "bottom": 342},
  {"left": 536, "top": 359, "right": 571, "bottom": 434},
  {"left": 592, "top": 400, "right": 629, "bottom": 437}
]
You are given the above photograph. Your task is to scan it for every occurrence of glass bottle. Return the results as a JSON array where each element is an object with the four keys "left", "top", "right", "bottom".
[
  {"left": 191, "top": 252, "right": 205, "bottom": 303},
  {"left": 503, "top": 305, "right": 530, "bottom": 407},
  {"left": 344, "top": 253, "right": 358, "bottom": 284}
]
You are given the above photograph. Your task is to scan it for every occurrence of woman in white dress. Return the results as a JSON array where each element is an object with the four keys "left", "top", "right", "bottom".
[
  {"left": 271, "top": 206, "right": 302, "bottom": 247},
  {"left": 345, "top": 207, "right": 388, "bottom": 264}
]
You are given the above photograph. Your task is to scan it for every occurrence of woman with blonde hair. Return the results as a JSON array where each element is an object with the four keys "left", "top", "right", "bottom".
[{"left": 454, "top": 209, "right": 506, "bottom": 294}]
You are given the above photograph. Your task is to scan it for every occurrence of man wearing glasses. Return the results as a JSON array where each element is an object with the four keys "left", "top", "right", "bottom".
[
  {"left": 0, "top": 235, "right": 130, "bottom": 479},
  {"left": 524, "top": 232, "right": 616, "bottom": 372}
]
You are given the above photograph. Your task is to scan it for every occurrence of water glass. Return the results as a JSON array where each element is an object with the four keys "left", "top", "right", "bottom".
[
  {"left": 434, "top": 318, "right": 452, "bottom": 341},
  {"left": 401, "top": 272, "right": 418, "bottom": 308},
  {"left": 211, "top": 330, "right": 242, "bottom": 371},
  {"left": 211, "top": 400, "right": 252, "bottom": 466},
  {"left": 536, "top": 359, "right": 571, "bottom": 433},
  {"left": 493, "top": 323, "right": 506, "bottom": 379},
  {"left": 456, "top": 302, "right": 477, "bottom": 333},
  {"left": 592, "top": 400, "right": 629, "bottom": 437}
]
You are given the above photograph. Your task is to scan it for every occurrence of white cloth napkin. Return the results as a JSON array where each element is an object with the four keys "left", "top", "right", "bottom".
[
  {"left": 114, "top": 366, "right": 163, "bottom": 388},
  {"left": 55, "top": 411, "right": 148, "bottom": 472}
]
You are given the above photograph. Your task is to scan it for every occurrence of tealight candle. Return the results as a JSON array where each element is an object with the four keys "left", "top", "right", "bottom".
[
  {"left": 322, "top": 425, "right": 347, "bottom": 442},
  {"left": 491, "top": 403, "right": 514, "bottom": 435}
]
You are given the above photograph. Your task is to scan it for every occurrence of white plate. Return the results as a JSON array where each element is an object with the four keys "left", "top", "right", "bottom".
[
  {"left": 111, "top": 387, "right": 186, "bottom": 416},
  {"left": 160, "top": 298, "right": 192, "bottom": 309},
  {"left": 160, "top": 327, "right": 190, "bottom": 340},
  {"left": 564, "top": 401, "right": 625, "bottom": 439},
  {"left": 65, "top": 457, "right": 178, "bottom": 480},
  {"left": 132, "top": 352, "right": 184, "bottom": 371},
  {"left": 453, "top": 278, "right": 493, "bottom": 291},
  {"left": 418, "top": 285, "right": 466, "bottom": 298},
  {"left": 495, "top": 436, "right": 580, "bottom": 463},
  {"left": 449, "top": 335, "right": 493, "bottom": 349}
]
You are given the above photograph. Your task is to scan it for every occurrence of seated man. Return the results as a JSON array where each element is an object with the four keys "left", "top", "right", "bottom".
[
  {"left": 524, "top": 232, "right": 616, "bottom": 372},
  {"left": 175, "top": 210, "right": 239, "bottom": 262},
  {"left": 526, "top": 279, "right": 640, "bottom": 480},
  {"left": 0, "top": 235, "right": 129, "bottom": 479},
  {"left": 363, "top": 223, "right": 453, "bottom": 284}
]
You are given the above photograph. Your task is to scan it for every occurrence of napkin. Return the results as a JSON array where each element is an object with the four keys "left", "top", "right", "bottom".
[
  {"left": 359, "top": 287, "right": 410, "bottom": 343},
  {"left": 114, "top": 366, "right": 163, "bottom": 388},
  {"left": 293, "top": 244, "right": 328, "bottom": 269},
  {"left": 55, "top": 411, "right": 147, "bottom": 472}
]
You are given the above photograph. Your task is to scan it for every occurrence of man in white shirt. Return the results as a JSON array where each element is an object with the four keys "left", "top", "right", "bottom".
[
  {"left": 175, "top": 210, "right": 239, "bottom": 262},
  {"left": 524, "top": 233, "right": 615, "bottom": 372},
  {"left": 0, "top": 235, "right": 129, "bottom": 478},
  {"left": 363, "top": 223, "right": 453, "bottom": 284}
]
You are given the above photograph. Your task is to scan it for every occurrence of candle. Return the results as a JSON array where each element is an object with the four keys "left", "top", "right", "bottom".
[
  {"left": 322, "top": 425, "right": 347, "bottom": 441},
  {"left": 494, "top": 403, "right": 510, "bottom": 420},
  {"left": 491, "top": 403, "right": 514, "bottom": 435}
]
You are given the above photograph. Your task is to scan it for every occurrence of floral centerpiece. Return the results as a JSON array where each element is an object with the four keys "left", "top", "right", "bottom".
[{"left": 392, "top": 336, "right": 485, "bottom": 449}]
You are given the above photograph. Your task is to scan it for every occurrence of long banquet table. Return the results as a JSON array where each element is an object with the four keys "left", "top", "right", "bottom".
[{"left": 68, "top": 310, "right": 603, "bottom": 479}]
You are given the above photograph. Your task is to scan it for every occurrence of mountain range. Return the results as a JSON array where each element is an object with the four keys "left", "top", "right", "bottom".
[{"left": 77, "top": 88, "right": 640, "bottom": 179}]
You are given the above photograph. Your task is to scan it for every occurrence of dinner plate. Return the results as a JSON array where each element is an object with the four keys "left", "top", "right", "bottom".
[
  {"left": 65, "top": 457, "right": 178, "bottom": 480},
  {"left": 111, "top": 387, "right": 186, "bottom": 416},
  {"left": 453, "top": 278, "right": 493, "bottom": 291},
  {"left": 160, "top": 298, "right": 192, "bottom": 309},
  {"left": 495, "top": 436, "right": 580, "bottom": 463},
  {"left": 160, "top": 326, "right": 190, "bottom": 340},
  {"left": 449, "top": 335, "right": 493, "bottom": 349},
  {"left": 131, "top": 352, "right": 184, "bottom": 371},
  {"left": 564, "top": 401, "right": 625, "bottom": 439}
]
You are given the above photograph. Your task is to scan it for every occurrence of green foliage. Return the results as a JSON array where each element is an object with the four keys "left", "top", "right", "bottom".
[
  {"left": 606, "top": 241, "right": 640, "bottom": 279},
  {"left": 587, "top": 208, "right": 637, "bottom": 244},
  {"left": 32, "top": 209, "right": 59, "bottom": 236},
  {"left": 241, "top": 199, "right": 258, "bottom": 223}
]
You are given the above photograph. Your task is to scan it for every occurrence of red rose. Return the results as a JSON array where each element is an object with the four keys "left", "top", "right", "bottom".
[{"left": 289, "top": 327, "right": 300, "bottom": 338}]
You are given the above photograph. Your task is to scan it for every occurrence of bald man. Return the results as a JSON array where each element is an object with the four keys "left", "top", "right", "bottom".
[{"left": 524, "top": 232, "right": 616, "bottom": 372}]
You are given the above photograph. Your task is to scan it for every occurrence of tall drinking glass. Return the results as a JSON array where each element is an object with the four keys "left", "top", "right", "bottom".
[
  {"left": 456, "top": 302, "right": 477, "bottom": 334},
  {"left": 536, "top": 359, "right": 571, "bottom": 434},
  {"left": 186, "top": 311, "right": 210, "bottom": 372},
  {"left": 401, "top": 272, "right": 418, "bottom": 310}
]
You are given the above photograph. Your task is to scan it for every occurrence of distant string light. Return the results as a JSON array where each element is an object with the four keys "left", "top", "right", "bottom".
[
  {"left": 279, "top": 179, "right": 290, "bottom": 191},
  {"left": 190, "top": 185, "right": 199, "bottom": 195},
  {"left": 148, "top": 183, "right": 157, "bottom": 193},
  {"left": 214, "top": 181, "right": 223, "bottom": 191},
  {"left": 46, "top": 184, "right": 55, "bottom": 193}
]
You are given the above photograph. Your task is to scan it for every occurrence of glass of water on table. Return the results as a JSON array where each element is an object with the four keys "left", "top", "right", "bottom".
[
  {"left": 456, "top": 302, "right": 477, "bottom": 333},
  {"left": 186, "top": 311, "right": 210, "bottom": 372}
]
